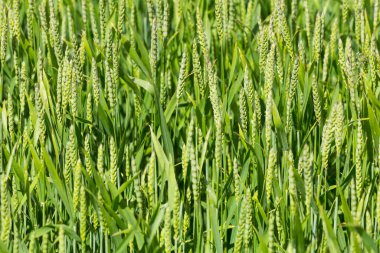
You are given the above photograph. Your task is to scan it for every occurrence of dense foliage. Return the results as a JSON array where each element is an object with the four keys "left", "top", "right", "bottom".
[{"left": 0, "top": 0, "right": 380, "bottom": 252}]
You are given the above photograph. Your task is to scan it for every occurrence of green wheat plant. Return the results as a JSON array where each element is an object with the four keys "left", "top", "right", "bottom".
[{"left": 0, "top": 0, "right": 380, "bottom": 252}]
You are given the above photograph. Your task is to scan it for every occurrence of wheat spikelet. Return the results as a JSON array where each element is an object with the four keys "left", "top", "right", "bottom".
[
  {"left": 374, "top": 0, "right": 379, "bottom": 29},
  {"left": 303, "top": 146, "right": 313, "bottom": 213},
  {"left": 89, "top": 1, "right": 99, "bottom": 44},
  {"left": 81, "top": 0, "right": 87, "bottom": 27},
  {"left": 239, "top": 90, "right": 248, "bottom": 135},
  {"left": 110, "top": 137, "right": 118, "bottom": 185},
  {"left": 0, "top": 175, "right": 10, "bottom": 242},
  {"left": 62, "top": 58, "right": 72, "bottom": 116},
  {"left": 190, "top": 143, "right": 199, "bottom": 202},
  {"left": 233, "top": 193, "right": 248, "bottom": 253},
  {"left": 185, "top": 118, "right": 194, "bottom": 174},
  {"left": 12, "top": 0, "right": 20, "bottom": 41},
  {"left": 13, "top": 52, "right": 20, "bottom": 87},
  {"left": 342, "top": 0, "right": 348, "bottom": 24},
  {"left": 276, "top": 49, "right": 284, "bottom": 83},
  {"left": 286, "top": 57, "right": 299, "bottom": 132},
  {"left": 97, "top": 144, "right": 104, "bottom": 181},
  {"left": 64, "top": 125, "right": 75, "bottom": 184},
  {"left": 338, "top": 40, "right": 346, "bottom": 81},
  {"left": 163, "top": 205, "right": 172, "bottom": 253},
  {"left": 278, "top": 7, "right": 294, "bottom": 58},
  {"left": 146, "top": 0, "right": 154, "bottom": 27},
  {"left": 48, "top": 0, "right": 62, "bottom": 63},
  {"left": 97, "top": 192, "right": 107, "bottom": 234},
  {"left": 35, "top": 84, "right": 46, "bottom": 145},
  {"left": 67, "top": 6, "right": 75, "bottom": 41},
  {"left": 196, "top": 9, "right": 209, "bottom": 60},
  {"left": 11, "top": 176, "right": 18, "bottom": 213},
  {"left": 253, "top": 91, "right": 261, "bottom": 129},
  {"left": 276, "top": 199, "right": 285, "bottom": 246},
  {"left": 369, "top": 35, "right": 377, "bottom": 89},
  {"left": 351, "top": 179, "right": 358, "bottom": 222},
  {"left": 227, "top": 0, "right": 235, "bottom": 39},
  {"left": 84, "top": 134, "right": 92, "bottom": 177},
  {"left": 268, "top": 212, "right": 275, "bottom": 253},
  {"left": 27, "top": 0, "right": 34, "bottom": 40},
  {"left": 0, "top": 10, "right": 7, "bottom": 64},
  {"left": 13, "top": 221, "right": 19, "bottom": 253},
  {"left": 80, "top": 185, "right": 87, "bottom": 250},
  {"left": 150, "top": 18, "right": 158, "bottom": 83},
  {"left": 207, "top": 64, "right": 223, "bottom": 170},
  {"left": 243, "top": 67, "right": 254, "bottom": 106},
  {"left": 288, "top": 151, "right": 297, "bottom": 215},
  {"left": 313, "top": 13, "right": 322, "bottom": 62},
  {"left": 355, "top": 3, "right": 363, "bottom": 45},
  {"left": 176, "top": 50, "right": 187, "bottom": 102},
  {"left": 173, "top": 189, "right": 180, "bottom": 241},
  {"left": 183, "top": 210, "right": 189, "bottom": 240},
  {"left": 148, "top": 150, "right": 155, "bottom": 208},
  {"left": 131, "top": 156, "right": 143, "bottom": 214},
  {"left": 321, "top": 117, "right": 334, "bottom": 170},
  {"left": 345, "top": 56, "right": 357, "bottom": 109},
  {"left": 70, "top": 64, "right": 79, "bottom": 118},
  {"left": 155, "top": 0, "right": 163, "bottom": 39},
  {"left": 91, "top": 205, "right": 99, "bottom": 230},
  {"left": 61, "top": 6, "right": 67, "bottom": 42},
  {"left": 322, "top": 45, "right": 329, "bottom": 82},
  {"left": 215, "top": 0, "right": 224, "bottom": 41},
  {"left": 162, "top": 0, "right": 169, "bottom": 39},
  {"left": 264, "top": 45, "right": 275, "bottom": 150},
  {"left": 41, "top": 232, "right": 48, "bottom": 253},
  {"left": 259, "top": 28, "right": 269, "bottom": 73},
  {"left": 73, "top": 159, "right": 82, "bottom": 210},
  {"left": 99, "top": 0, "right": 106, "bottom": 45},
  {"left": 58, "top": 226, "right": 65, "bottom": 252},
  {"left": 7, "top": 95, "right": 15, "bottom": 142},
  {"left": 330, "top": 19, "right": 338, "bottom": 56},
  {"left": 251, "top": 111, "right": 258, "bottom": 148},
  {"left": 105, "top": 60, "right": 115, "bottom": 111},
  {"left": 355, "top": 120, "right": 363, "bottom": 198},
  {"left": 91, "top": 58, "right": 100, "bottom": 107},
  {"left": 243, "top": 189, "right": 252, "bottom": 250},
  {"left": 233, "top": 158, "right": 240, "bottom": 202},
  {"left": 28, "top": 232, "right": 35, "bottom": 252},
  {"left": 56, "top": 63, "right": 63, "bottom": 121},
  {"left": 333, "top": 101, "right": 344, "bottom": 155},
  {"left": 124, "top": 146, "right": 131, "bottom": 179},
  {"left": 192, "top": 41, "right": 204, "bottom": 97},
  {"left": 311, "top": 73, "right": 321, "bottom": 124},
  {"left": 160, "top": 71, "right": 167, "bottom": 107},
  {"left": 117, "top": 0, "right": 125, "bottom": 34},
  {"left": 266, "top": 148, "right": 277, "bottom": 205},
  {"left": 344, "top": 37, "right": 353, "bottom": 68},
  {"left": 366, "top": 210, "right": 372, "bottom": 236},
  {"left": 376, "top": 180, "right": 380, "bottom": 226}
]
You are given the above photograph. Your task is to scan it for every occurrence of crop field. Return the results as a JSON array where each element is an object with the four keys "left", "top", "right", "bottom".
[{"left": 0, "top": 0, "right": 380, "bottom": 252}]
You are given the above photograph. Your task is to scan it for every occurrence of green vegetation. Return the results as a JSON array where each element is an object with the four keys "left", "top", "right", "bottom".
[{"left": 0, "top": 0, "right": 380, "bottom": 252}]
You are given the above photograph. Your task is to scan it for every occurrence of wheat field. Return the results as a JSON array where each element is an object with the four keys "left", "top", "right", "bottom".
[{"left": 0, "top": 0, "right": 379, "bottom": 252}]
